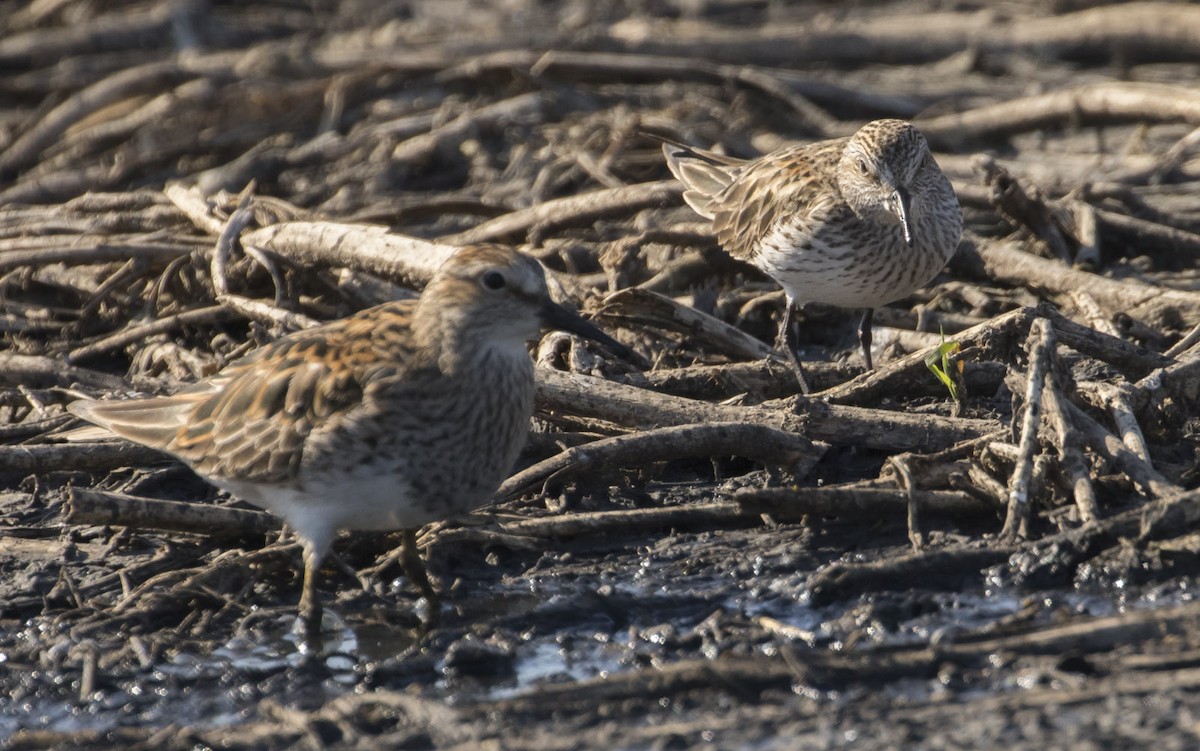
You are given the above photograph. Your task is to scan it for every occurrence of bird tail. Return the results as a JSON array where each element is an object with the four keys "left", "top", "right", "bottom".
[
  {"left": 655, "top": 138, "right": 742, "bottom": 220},
  {"left": 67, "top": 396, "right": 191, "bottom": 447}
]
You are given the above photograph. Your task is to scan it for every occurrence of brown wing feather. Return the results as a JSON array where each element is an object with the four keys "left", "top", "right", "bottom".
[
  {"left": 70, "top": 300, "right": 424, "bottom": 484},
  {"left": 707, "top": 139, "right": 849, "bottom": 261}
]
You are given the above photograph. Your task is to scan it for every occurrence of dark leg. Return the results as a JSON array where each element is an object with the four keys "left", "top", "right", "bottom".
[
  {"left": 775, "top": 300, "right": 810, "bottom": 395},
  {"left": 400, "top": 529, "right": 440, "bottom": 622},
  {"left": 299, "top": 547, "right": 323, "bottom": 652},
  {"left": 858, "top": 308, "right": 875, "bottom": 371}
]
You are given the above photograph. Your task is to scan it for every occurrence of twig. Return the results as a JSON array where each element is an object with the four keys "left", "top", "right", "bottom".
[
  {"left": 1041, "top": 382, "right": 1100, "bottom": 525},
  {"left": 1066, "top": 401, "right": 1180, "bottom": 500},
  {"left": 163, "top": 181, "right": 225, "bottom": 235},
  {"left": 441, "top": 503, "right": 753, "bottom": 544},
  {"left": 806, "top": 547, "right": 1012, "bottom": 607},
  {"left": 618, "top": 358, "right": 856, "bottom": 401},
  {"left": 596, "top": 5, "right": 1200, "bottom": 68},
  {"left": 0, "top": 60, "right": 197, "bottom": 175},
  {"left": 1093, "top": 207, "right": 1200, "bottom": 259},
  {"left": 975, "top": 155, "right": 1075, "bottom": 262},
  {"left": 594, "top": 288, "right": 774, "bottom": 361},
  {"left": 1002, "top": 318, "right": 1053, "bottom": 541},
  {"left": 890, "top": 457, "right": 923, "bottom": 550},
  {"left": 212, "top": 193, "right": 256, "bottom": 299},
  {"left": 393, "top": 92, "right": 547, "bottom": 167},
  {"left": 496, "top": 422, "right": 823, "bottom": 502},
  {"left": 1165, "top": 321, "right": 1200, "bottom": 359},
  {"left": 68, "top": 306, "right": 236, "bottom": 363},
  {"left": 1098, "top": 384, "right": 1153, "bottom": 464},
  {"left": 1070, "top": 200, "right": 1101, "bottom": 269},
  {"left": 439, "top": 180, "right": 682, "bottom": 246}
]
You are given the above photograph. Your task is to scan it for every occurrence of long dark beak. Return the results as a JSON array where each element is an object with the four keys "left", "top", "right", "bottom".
[
  {"left": 892, "top": 187, "right": 913, "bottom": 246},
  {"left": 540, "top": 300, "right": 632, "bottom": 359}
]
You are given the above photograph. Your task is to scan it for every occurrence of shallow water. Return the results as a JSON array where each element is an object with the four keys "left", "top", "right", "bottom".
[{"left": 9, "top": 536, "right": 1190, "bottom": 741}]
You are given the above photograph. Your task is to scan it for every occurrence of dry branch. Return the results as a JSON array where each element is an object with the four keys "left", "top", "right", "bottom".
[
  {"left": 596, "top": 288, "right": 774, "bottom": 362},
  {"left": 964, "top": 238, "right": 1200, "bottom": 328},
  {"left": 600, "top": 4, "right": 1200, "bottom": 67},
  {"left": 439, "top": 181, "right": 682, "bottom": 245},
  {"left": 918, "top": 82, "right": 1200, "bottom": 146},
  {"left": 535, "top": 368, "right": 997, "bottom": 453},
  {"left": 497, "top": 422, "right": 823, "bottom": 502},
  {"left": 0, "top": 61, "right": 199, "bottom": 175},
  {"left": 65, "top": 488, "right": 280, "bottom": 539},
  {"left": 242, "top": 222, "right": 459, "bottom": 286}
]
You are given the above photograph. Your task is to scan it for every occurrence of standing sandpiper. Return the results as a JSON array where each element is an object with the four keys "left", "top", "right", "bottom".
[
  {"left": 68, "top": 244, "right": 628, "bottom": 646},
  {"left": 662, "top": 119, "right": 962, "bottom": 392}
]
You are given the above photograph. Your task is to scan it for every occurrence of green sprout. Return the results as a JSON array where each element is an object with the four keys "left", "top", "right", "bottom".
[{"left": 924, "top": 328, "right": 964, "bottom": 401}]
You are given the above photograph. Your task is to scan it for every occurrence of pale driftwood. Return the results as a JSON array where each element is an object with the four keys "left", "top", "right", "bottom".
[
  {"left": 65, "top": 487, "right": 280, "bottom": 539},
  {"left": 535, "top": 368, "right": 997, "bottom": 453},
  {"left": 163, "top": 181, "right": 225, "bottom": 235},
  {"left": 242, "top": 222, "right": 459, "bottom": 286}
]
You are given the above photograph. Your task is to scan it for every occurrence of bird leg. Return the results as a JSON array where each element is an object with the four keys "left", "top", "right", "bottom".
[
  {"left": 298, "top": 546, "right": 324, "bottom": 652},
  {"left": 774, "top": 300, "right": 811, "bottom": 395},
  {"left": 400, "top": 528, "right": 440, "bottom": 624},
  {"left": 858, "top": 308, "right": 875, "bottom": 371}
]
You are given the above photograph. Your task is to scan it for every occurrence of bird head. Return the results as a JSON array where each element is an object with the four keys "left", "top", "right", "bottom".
[
  {"left": 417, "top": 244, "right": 628, "bottom": 358},
  {"left": 836, "top": 120, "right": 931, "bottom": 246}
]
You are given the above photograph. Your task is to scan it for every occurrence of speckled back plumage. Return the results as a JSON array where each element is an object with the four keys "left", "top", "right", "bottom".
[{"left": 663, "top": 120, "right": 962, "bottom": 309}]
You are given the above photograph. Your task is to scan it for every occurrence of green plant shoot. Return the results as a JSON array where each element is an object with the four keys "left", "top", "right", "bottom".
[{"left": 925, "top": 328, "right": 963, "bottom": 401}]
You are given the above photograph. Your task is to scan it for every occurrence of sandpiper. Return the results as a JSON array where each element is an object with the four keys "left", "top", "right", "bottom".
[
  {"left": 68, "top": 244, "right": 627, "bottom": 645},
  {"left": 662, "top": 119, "right": 962, "bottom": 392}
]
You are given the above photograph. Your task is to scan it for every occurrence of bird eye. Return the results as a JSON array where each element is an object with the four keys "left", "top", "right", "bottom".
[
  {"left": 857, "top": 159, "right": 870, "bottom": 176},
  {"left": 481, "top": 270, "right": 506, "bottom": 290}
]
